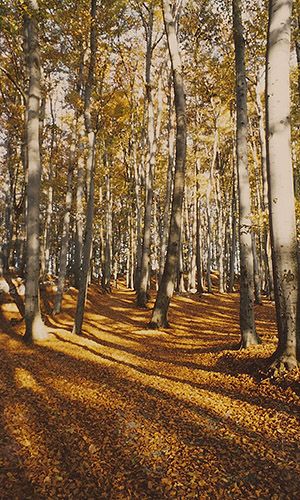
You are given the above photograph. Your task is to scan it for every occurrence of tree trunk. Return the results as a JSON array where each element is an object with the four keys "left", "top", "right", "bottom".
[
  {"left": 102, "top": 172, "right": 112, "bottom": 292},
  {"left": 195, "top": 160, "right": 204, "bottom": 295},
  {"left": 252, "top": 232, "right": 262, "bottom": 305},
  {"left": 266, "top": 0, "right": 299, "bottom": 370},
  {"left": 255, "top": 72, "right": 274, "bottom": 299},
  {"left": 23, "top": 1, "right": 48, "bottom": 342},
  {"left": 133, "top": 140, "right": 143, "bottom": 290},
  {"left": 42, "top": 97, "right": 55, "bottom": 277},
  {"left": 188, "top": 189, "right": 197, "bottom": 292},
  {"left": 159, "top": 73, "right": 174, "bottom": 281},
  {"left": 53, "top": 136, "right": 75, "bottom": 314},
  {"left": 228, "top": 150, "right": 237, "bottom": 293},
  {"left": 73, "top": 0, "right": 97, "bottom": 335},
  {"left": 137, "top": 6, "right": 155, "bottom": 307},
  {"left": 149, "top": 0, "right": 186, "bottom": 328},
  {"left": 74, "top": 150, "right": 84, "bottom": 288},
  {"left": 233, "top": 0, "right": 259, "bottom": 347},
  {"left": 295, "top": 12, "right": 300, "bottom": 102},
  {"left": 216, "top": 174, "right": 225, "bottom": 293}
]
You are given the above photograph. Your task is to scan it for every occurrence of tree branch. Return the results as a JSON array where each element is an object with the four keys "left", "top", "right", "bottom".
[{"left": 0, "top": 66, "right": 26, "bottom": 103}]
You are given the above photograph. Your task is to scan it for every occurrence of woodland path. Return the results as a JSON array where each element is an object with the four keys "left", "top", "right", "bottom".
[{"left": 0, "top": 284, "right": 299, "bottom": 499}]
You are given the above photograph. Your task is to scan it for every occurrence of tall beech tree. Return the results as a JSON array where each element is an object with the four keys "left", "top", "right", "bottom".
[
  {"left": 266, "top": 0, "right": 299, "bottom": 370},
  {"left": 136, "top": 2, "right": 156, "bottom": 307},
  {"left": 232, "top": 0, "right": 260, "bottom": 347},
  {"left": 23, "top": 0, "right": 48, "bottom": 342},
  {"left": 149, "top": 0, "right": 186, "bottom": 328},
  {"left": 53, "top": 132, "right": 75, "bottom": 314},
  {"left": 73, "top": 0, "right": 97, "bottom": 335}
]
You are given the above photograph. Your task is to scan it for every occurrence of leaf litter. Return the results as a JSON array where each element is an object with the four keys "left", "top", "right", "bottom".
[{"left": 0, "top": 283, "right": 299, "bottom": 499}]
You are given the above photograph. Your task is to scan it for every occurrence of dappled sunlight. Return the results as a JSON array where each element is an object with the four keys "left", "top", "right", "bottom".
[
  {"left": 0, "top": 283, "right": 299, "bottom": 497},
  {"left": 14, "top": 368, "right": 44, "bottom": 394}
]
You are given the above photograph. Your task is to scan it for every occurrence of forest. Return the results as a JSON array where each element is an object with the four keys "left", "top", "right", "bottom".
[{"left": 0, "top": 0, "right": 300, "bottom": 498}]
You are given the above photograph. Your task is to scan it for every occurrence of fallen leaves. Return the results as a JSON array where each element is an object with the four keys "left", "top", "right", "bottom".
[{"left": 0, "top": 283, "right": 299, "bottom": 498}]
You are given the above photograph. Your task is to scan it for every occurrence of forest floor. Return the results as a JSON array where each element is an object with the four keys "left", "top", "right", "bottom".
[{"left": 0, "top": 281, "right": 299, "bottom": 499}]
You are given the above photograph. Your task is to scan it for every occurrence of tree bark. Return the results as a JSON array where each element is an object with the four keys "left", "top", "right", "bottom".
[
  {"left": 149, "top": 0, "right": 186, "bottom": 328},
  {"left": 102, "top": 171, "right": 112, "bottom": 292},
  {"left": 133, "top": 139, "right": 143, "bottom": 290},
  {"left": 73, "top": 0, "right": 97, "bottom": 335},
  {"left": 188, "top": 188, "right": 197, "bottom": 292},
  {"left": 252, "top": 232, "right": 262, "bottom": 305},
  {"left": 295, "top": 11, "right": 300, "bottom": 102},
  {"left": 255, "top": 72, "right": 274, "bottom": 298},
  {"left": 74, "top": 153, "right": 84, "bottom": 288},
  {"left": 159, "top": 73, "right": 174, "bottom": 281},
  {"left": 23, "top": 0, "right": 48, "bottom": 342},
  {"left": 233, "top": 0, "right": 259, "bottom": 347},
  {"left": 228, "top": 147, "right": 237, "bottom": 293},
  {"left": 195, "top": 159, "right": 204, "bottom": 295},
  {"left": 266, "top": 0, "right": 299, "bottom": 370},
  {"left": 216, "top": 173, "right": 225, "bottom": 293},
  {"left": 53, "top": 133, "right": 75, "bottom": 314},
  {"left": 206, "top": 129, "right": 218, "bottom": 293},
  {"left": 42, "top": 96, "right": 55, "bottom": 277},
  {"left": 137, "top": 5, "right": 155, "bottom": 307}
]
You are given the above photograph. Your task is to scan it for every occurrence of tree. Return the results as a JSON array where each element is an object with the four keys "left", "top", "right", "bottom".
[
  {"left": 136, "top": 1, "right": 157, "bottom": 307},
  {"left": 232, "top": 0, "right": 260, "bottom": 347},
  {"left": 23, "top": 0, "right": 48, "bottom": 342},
  {"left": 149, "top": 0, "right": 186, "bottom": 328},
  {"left": 73, "top": 0, "right": 97, "bottom": 335},
  {"left": 266, "top": 0, "right": 299, "bottom": 370}
]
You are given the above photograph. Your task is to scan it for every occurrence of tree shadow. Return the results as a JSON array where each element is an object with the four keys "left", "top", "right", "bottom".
[{"left": 1, "top": 333, "right": 299, "bottom": 498}]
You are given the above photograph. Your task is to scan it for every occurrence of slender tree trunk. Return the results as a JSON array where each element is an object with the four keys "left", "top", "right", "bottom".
[
  {"left": 195, "top": 160, "right": 204, "bottom": 295},
  {"left": 102, "top": 172, "right": 112, "bottom": 292},
  {"left": 228, "top": 148, "right": 237, "bottom": 292},
  {"left": 295, "top": 12, "right": 300, "bottom": 102},
  {"left": 233, "top": 0, "right": 259, "bottom": 347},
  {"left": 43, "top": 182, "right": 53, "bottom": 275},
  {"left": 23, "top": 1, "right": 48, "bottom": 342},
  {"left": 149, "top": 0, "right": 186, "bottom": 328},
  {"left": 4, "top": 144, "right": 15, "bottom": 272},
  {"left": 216, "top": 174, "right": 225, "bottom": 293},
  {"left": 53, "top": 135, "right": 75, "bottom": 314},
  {"left": 73, "top": 133, "right": 95, "bottom": 335},
  {"left": 252, "top": 232, "right": 262, "bottom": 305},
  {"left": 127, "top": 212, "right": 135, "bottom": 289},
  {"left": 133, "top": 140, "right": 143, "bottom": 290},
  {"left": 249, "top": 129, "right": 263, "bottom": 305},
  {"left": 159, "top": 74, "right": 174, "bottom": 281},
  {"left": 266, "top": 0, "right": 299, "bottom": 370},
  {"left": 255, "top": 72, "right": 274, "bottom": 298},
  {"left": 42, "top": 97, "right": 55, "bottom": 277},
  {"left": 206, "top": 130, "right": 218, "bottom": 293},
  {"left": 188, "top": 189, "right": 197, "bottom": 292},
  {"left": 152, "top": 195, "right": 160, "bottom": 290},
  {"left": 73, "top": 0, "right": 97, "bottom": 335},
  {"left": 176, "top": 240, "right": 186, "bottom": 293},
  {"left": 74, "top": 153, "right": 84, "bottom": 288},
  {"left": 137, "top": 6, "right": 155, "bottom": 307}
]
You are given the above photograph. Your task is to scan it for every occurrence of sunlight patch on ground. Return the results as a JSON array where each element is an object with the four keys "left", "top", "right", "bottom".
[{"left": 14, "top": 368, "right": 44, "bottom": 394}]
